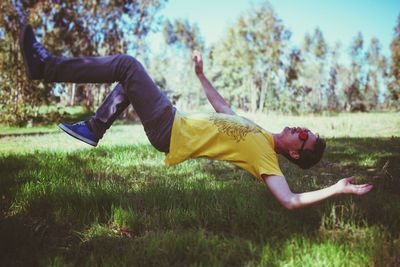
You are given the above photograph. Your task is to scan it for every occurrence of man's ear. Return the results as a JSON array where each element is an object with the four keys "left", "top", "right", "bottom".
[{"left": 289, "top": 150, "right": 300, "bottom": 160}]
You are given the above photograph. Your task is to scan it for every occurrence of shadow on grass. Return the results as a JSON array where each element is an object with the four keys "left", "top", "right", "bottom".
[
  {"left": 322, "top": 137, "right": 400, "bottom": 192},
  {"left": 0, "top": 137, "right": 399, "bottom": 265}
]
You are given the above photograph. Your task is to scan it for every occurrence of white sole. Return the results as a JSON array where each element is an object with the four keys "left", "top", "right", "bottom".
[{"left": 58, "top": 123, "right": 98, "bottom": 146}]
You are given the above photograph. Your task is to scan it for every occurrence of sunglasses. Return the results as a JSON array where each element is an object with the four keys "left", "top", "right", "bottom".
[{"left": 298, "top": 129, "right": 309, "bottom": 152}]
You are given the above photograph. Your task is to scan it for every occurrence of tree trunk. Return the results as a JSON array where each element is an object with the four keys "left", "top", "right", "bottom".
[
  {"left": 258, "top": 84, "right": 266, "bottom": 112},
  {"left": 70, "top": 83, "right": 76, "bottom": 106},
  {"left": 249, "top": 79, "right": 257, "bottom": 113}
]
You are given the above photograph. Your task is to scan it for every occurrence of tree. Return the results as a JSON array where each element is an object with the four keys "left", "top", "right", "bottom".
[
  {"left": 211, "top": 1, "right": 290, "bottom": 113},
  {"left": 284, "top": 48, "right": 306, "bottom": 114},
  {"left": 0, "top": 0, "right": 51, "bottom": 126},
  {"left": 387, "top": 13, "right": 400, "bottom": 109},
  {"left": 0, "top": 0, "right": 167, "bottom": 125},
  {"left": 364, "top": 37, "right": 384, "bottom": 109},
  {"left": 326, "top": 42, "right": 341, "bottom": 111},
  {"left": 345, "top": 32, "right": 365, "bottom": 111},
  {"left": 158, "top": 18, "right": 205, "bottom": 110},
  {"left": 299, "top": 28, "right": 329, "bottom": 112},
  {"left": 34, "top": 0, "right": 166, "bottom": 108},
  {"left": 163, "top": 18, "right": 204, "bottom": 51},
  {"left": 313, "top": 28, "right": 328, "bottom": 60}
]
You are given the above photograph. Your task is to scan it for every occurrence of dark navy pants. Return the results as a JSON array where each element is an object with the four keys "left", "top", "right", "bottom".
[{"left": 44, "top": 55, "right": 175, "bottom": 152}]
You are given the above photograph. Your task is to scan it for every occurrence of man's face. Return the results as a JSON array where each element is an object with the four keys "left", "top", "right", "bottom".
[{"left": 280, "top": 126, "right": 319, "bottom": 153}]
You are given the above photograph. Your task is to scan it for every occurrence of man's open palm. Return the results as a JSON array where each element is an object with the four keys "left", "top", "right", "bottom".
[
  {"left": 336, "top": 176, "right": 373, "bottom": 195},
  {"left": 192, "top": 50, "right": 203, "bottom": 76}
]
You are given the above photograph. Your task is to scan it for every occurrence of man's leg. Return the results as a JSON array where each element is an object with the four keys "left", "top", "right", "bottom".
[
  {"left": 21, "top": 25, "right": 175, "bottom": 151},
  {"left": 44, "top": 55, "right": 170, "bottom": 123},
  {"left": 45, "top": 55, "right": 176, "bottom": 152},
  {"left": 87, "top": 84, "right": 130, "bottom": 139},
  {"left": 87, "top": 82, "right": 175, "bottom": 152}
]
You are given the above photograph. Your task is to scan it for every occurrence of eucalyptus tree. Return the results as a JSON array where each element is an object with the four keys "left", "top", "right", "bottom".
[
  {"left": 211, "top": 1, "right": 291, "bottom": 113},
  {"left": 158, "top": 18, "right": 205, "bottom": 109},
  {"left": 327, "top": 42, "right": 341, "bottom": 111},
  {"left": 299, "top": 28, "right": 329, "bottom": 112},
  {"left": 345, "top": 32, "right": 365, "bottom": 111},
  {"left": 283, "top": 48, "right": 306, "bottom": 114},
  {"left": 0, "top": 0, "right": 167, "bottom": 124},
  {"left": 388, "top": 13, "right": 400, "bottom": 108},
  {"left": 364, "top": 37, "right": 385, "bottom": 110},
  {"left": 0, "top": 0, "right": 48, "bottom": 125}
]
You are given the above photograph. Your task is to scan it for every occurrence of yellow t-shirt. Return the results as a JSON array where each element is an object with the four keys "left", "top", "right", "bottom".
[{"left": 165, "top": 112, "right": 283, "bottom": 180}]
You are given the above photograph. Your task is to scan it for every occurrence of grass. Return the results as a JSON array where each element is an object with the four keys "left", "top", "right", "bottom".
[
  {"left": 0, "top": 112, "right": 399, "bottom": 266},
  {"left": 0, "top": 106, "right": 92, "bottom": 136}
]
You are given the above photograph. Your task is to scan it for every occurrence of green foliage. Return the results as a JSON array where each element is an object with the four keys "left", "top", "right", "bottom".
[
  {"left": 388, "top": 13, "right": 400, "bottom": 108},
  {"left": 211, "top": 1, "right": 290, "bottom": 113},
  {"left": 311, "top": 28, "right": 328, "bottom": 60},
  {"left": 156, "top": 18, "right": 205, "bottom": 109},
  {"left": 163, "top": 18, "right": 204, "bottom": 51},
  {"left": 0, "top": 0, "right": 166, "bottom": 125},
  {"left": 298, "top": 28, "right": 330, "bottom": 113},
  {"left": 346, "top": 32, "right": 366, "bottom": 111},
  {"left": 1, "top": 1, "right": 399, "bottom": 127},
  {"left": 0, "top": 1, "right": 52, "bottom": 126}
]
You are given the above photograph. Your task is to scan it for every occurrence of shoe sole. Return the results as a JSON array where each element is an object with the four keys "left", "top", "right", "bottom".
[
  {"left": 19, "top": 25, "right": 42, "bottom": 80},
  {"left": 58, "top": 123, "right": 98, "bottom": 147}
]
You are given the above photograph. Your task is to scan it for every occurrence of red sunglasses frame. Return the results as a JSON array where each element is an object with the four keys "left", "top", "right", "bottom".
[{"left": 298, "top": 130, "right": 309, "bottom": 152}]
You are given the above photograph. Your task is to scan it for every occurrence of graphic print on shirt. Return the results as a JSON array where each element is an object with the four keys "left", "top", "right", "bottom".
[{"left": 210, "top": 114, "right": 261, "bottom": 142}]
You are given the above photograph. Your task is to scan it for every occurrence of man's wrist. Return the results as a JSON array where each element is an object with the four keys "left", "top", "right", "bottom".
[
  {"left": 332, "top": 183, "right": 343, "bottom": 195},
  {"left": 196, "top": 72, "right": 205, "bottom": 78}
]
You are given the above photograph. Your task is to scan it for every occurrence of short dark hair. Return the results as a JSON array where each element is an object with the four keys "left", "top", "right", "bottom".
[{"left": 283, "top": 136, "right": 326, "bottom": 169}]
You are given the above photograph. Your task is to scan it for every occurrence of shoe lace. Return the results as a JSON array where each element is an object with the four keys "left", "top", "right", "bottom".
[{"left": 33, "top": 42, "right": 50, "bottom": 60}]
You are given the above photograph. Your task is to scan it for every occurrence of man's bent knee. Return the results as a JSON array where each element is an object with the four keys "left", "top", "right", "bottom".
[{"left": 113, "top": 54, "right": 144, "bottom": 79}]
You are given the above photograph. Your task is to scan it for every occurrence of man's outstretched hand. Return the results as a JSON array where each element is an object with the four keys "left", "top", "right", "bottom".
[
  {"left": 192, "top": 50, "right": 203, "bottom": 76},
  {"left": 335, "top": 176, "right": 373, "bottom": 195}
]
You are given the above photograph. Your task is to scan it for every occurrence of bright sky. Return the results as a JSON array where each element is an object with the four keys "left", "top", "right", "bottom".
[{"left": 159, "top": 0, "right": 399, "bottom": 57}]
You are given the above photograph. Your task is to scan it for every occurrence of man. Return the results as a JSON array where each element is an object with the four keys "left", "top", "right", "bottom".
[{"left": 20, "top": 25, "right": 373, "bottom": 210}]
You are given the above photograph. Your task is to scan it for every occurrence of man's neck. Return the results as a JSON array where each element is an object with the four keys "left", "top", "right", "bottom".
[{"left": 272, "top": 133, "right": 284, "bottom": 154}]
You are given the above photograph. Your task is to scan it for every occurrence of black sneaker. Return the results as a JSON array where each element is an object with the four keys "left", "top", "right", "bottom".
[{"left": 19, "top": 24, "right": 52, "bottom": 80}]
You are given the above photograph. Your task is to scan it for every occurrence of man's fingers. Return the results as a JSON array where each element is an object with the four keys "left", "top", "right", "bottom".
[
  {"left": 360, "top": 185, "right": 373, "bottom": 195},
  {"left": 193, "top": 55, "right": 200, "bottom": 64},
  {"left": 355, "top": 184, "right": 370, "bottom": 188},
  {"left": 192, "top": 50, "right": 200, "bottom": 60},
  {"left": 353, "top": 184, "right": 373, "bottom": 195}
]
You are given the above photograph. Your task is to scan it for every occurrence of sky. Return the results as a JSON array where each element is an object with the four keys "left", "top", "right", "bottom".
[{"left": 157, "top": 0, "right": 399, "bottom": 58}]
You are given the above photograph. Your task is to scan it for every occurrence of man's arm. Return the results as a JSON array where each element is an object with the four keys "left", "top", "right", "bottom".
[
  {"left": 192, "top": 51, "right": 235, "bottom": 115},
  {"left": 263, "top": 175, "right": 373, "bottom": 210}
]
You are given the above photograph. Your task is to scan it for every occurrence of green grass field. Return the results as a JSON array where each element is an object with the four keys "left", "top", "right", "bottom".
[{"left": 0, "top": 112, "right": 399, "bottom": 266}]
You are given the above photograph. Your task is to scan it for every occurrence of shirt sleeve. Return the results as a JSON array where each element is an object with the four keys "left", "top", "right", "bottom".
[{"left": 257, "top": 154, "right": 283, "bottom": 179}]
